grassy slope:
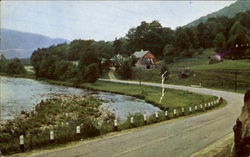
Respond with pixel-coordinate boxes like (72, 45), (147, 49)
(128, 49), (250, 93)
(172, 49), (250, 71)
(83, 80), (216, 110)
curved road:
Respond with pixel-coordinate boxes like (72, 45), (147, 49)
(29, 79), (243, 157)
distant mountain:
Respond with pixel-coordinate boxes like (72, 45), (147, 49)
(0, 29), (69, 58)
(186, 1), (250, 27)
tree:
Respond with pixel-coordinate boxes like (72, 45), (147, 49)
(38, 55), (58, 79)
(214, 33), (226, 51)
(84, 63), (100, 83)
(117, 60), (133, 79)
(6, 58), (26, 75)
(227, 21), (249, 59)
(68, 40), (94, 61)
(174, 27), (191, 52)
(54, 61), (76, 80)
(197, 23), (211, 48)
(0, 55), (7, 73)
(78, 48), (99, 68)
(126, 20), (173, 57)
(228, 21), (248, 47)
(185, 28), (199, 49)
(113, 38), (122, 55)
(163, 44), (175, 57)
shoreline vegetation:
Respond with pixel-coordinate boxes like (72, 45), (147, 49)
(0, 74), (224, 155)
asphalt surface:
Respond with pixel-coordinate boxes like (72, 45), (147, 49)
(29, 79), (244, 157)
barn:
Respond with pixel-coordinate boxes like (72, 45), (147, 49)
(132, 50), (157, 69)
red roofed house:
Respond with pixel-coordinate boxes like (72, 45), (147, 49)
(132, 49), (157, 69)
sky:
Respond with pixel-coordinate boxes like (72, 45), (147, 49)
(1, 1), (235, 41)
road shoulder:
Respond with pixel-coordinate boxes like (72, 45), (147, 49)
(190, 133), (233, 157)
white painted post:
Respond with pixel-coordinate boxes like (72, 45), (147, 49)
(76, 126), (80, 134)
(200, 104), (203, 109)
(20, 135), (24, 145)
(155, 112), (159, 119)
(130, 117), (134, 124)
(143, 114), (147, 122)
(173, 109), (177, 116)
(19, 135), (24, 152)
(114, 119), (118, 127)
(182, 108), (184, 113)
(208, 103), (210, 107)
(114, 119), (118, 131)
(165, 111), (168, 117)
(189, 107), (192, 113)
(205, 104), (207, 108)
(50, 131), (54, 142)
(195, 106), (197, 111)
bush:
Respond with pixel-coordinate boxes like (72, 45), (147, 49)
(6, 58), (26, 75)
(117, 60), (133, 79)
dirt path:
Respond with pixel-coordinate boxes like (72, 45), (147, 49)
(108, 67), (117, 80)
(25, 79), (243, 157)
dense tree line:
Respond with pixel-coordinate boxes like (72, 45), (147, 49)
(31, 10), (250, 82)
(125, 11), (250, 61)
(0, 55), (26, 75)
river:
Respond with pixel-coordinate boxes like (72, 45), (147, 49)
(0, 76), (161, 121)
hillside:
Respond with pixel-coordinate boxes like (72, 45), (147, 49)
(0, 29), (69, 58)
(186, 1), (250, 27)
(127, 49), (250, 93)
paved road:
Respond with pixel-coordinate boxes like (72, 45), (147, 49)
(30, 79), (244, 157)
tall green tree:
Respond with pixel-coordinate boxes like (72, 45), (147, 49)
(117, 60), (133, 79)
(174, 27), (191, 52)
(113, 38), (122, 55)
(84, 63), (100, 83)
(126, 20), (173, 57)
(6, 58), (26, 75)
(214, 33), (226, 51)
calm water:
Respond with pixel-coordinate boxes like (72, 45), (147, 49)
(0, 76), (160, 121)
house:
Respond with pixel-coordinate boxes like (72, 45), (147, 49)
(132, 49), (157, 69)
(110, 54), (125, 67)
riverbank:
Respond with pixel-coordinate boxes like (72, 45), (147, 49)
(41, 79), (217, 111)
(1, 76), (224, 156)
(0, 72), (35, 79)
(0, 94), (115, 155)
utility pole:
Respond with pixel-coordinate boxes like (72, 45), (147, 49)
(139, 67), (142, 87)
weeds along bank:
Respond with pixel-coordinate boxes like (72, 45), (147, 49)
(0, 95), (115, 154)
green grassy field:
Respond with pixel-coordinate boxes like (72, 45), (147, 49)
(128, 49), (250, 93)
(82, 80), (216, 110)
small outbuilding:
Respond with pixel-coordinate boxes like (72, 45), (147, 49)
(209, 54), (222, 64)
(132, 50), (157, 69)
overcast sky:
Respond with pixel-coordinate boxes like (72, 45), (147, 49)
(1, 1), (235, 41)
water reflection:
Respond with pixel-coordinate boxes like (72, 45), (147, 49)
(0, 76), (161, 121)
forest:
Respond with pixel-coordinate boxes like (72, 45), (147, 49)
(28, 10), (250, 82)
